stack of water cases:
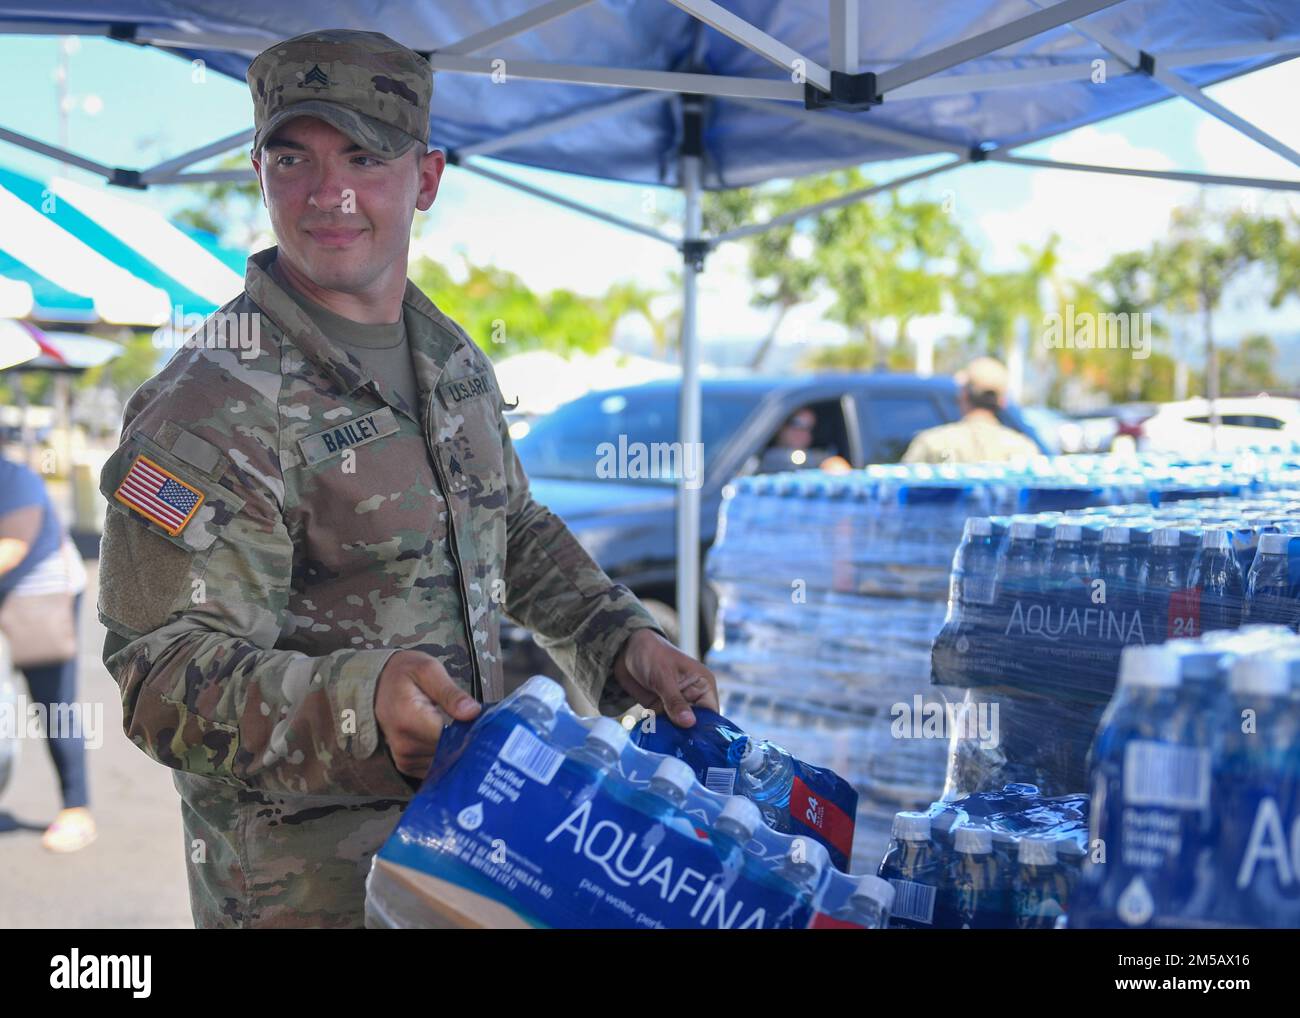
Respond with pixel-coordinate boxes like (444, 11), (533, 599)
(933, 489), (1300, 797)
(708, 453), (1300, 870)
(877, 783), (1089, 929)
(1071, 630), (1300, 928)
(365, 677), (896, 929)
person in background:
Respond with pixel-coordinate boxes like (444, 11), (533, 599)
(0, 443), (94, 851)
(902, 356), (1041, 464)
(758, 406), (850, 474)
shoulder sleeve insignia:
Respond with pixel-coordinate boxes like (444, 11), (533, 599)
(113, 454), (206, 536)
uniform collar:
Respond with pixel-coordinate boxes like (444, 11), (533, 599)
(245, 246), (462, 417)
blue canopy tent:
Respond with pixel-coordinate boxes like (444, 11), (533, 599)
(3, 0), (1299, 655)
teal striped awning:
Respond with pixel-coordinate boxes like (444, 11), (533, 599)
(0, 165), (244, 325)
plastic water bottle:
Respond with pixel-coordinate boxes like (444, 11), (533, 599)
(1246, 532), (1299, 630)
(565, 717), (630, 804)
(878, 811), (941, 928)
(731, 735), (796, 828)
(711, 794), (762, 881)
(996, 518), (1040, 610)
(1012, 836), (1070, 929)
(689, 795), (766, 926)
(1188, 528), (1246, 634)
(1048, 523), (1095, 584)
(775, 837), (830, 908)
(1099, 525), (1135, 586)
(1081, 645), (1207, 927)
(953, 517), (999, 618)
(511, 675), (567, 733)
(1142, 527), (1187, 642)
(569, 717), (628, 769)
(628, 756), (701, 840)
(1214, 652), (1300, 926)
(1099, 524), (1141, 623)
(830, 874), (895, 929)
(938, 825), (1006, 929)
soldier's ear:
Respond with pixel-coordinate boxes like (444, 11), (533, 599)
(415, 148), (445, 212)
(250, 149), (268, 208)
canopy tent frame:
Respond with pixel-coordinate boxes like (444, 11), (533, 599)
(3, 1), (1300, 657)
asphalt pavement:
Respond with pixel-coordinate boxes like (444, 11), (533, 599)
(0, 560), (193, 928)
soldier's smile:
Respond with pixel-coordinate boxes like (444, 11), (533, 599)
(306, 227), (367, 248)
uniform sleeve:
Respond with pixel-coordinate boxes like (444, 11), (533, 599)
(97, 364), (412, 799)
(493, 411), (666, 715)
(900, 429), (934, 464)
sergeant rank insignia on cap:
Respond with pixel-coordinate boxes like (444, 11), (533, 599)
(113, 454), (206, 536)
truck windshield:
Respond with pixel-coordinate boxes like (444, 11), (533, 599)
(515, 386), (760, 483)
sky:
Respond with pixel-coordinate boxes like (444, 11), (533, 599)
(2, 31), (1299, 357)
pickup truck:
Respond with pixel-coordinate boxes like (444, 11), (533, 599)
(503, 372), (1044, 683)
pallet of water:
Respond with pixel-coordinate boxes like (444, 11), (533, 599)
(933, 491), (1300, 797)
(707, 453), (1300, 869)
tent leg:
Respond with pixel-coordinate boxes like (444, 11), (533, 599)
(676, 103), (704, 660)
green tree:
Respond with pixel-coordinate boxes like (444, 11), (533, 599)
(408, 255), (654, 359)
(1153, 197), (1267, 414)
(172, 153), (265, 249)
(1219, 333), (1280, 394)
(698, 181), (826, 369)
(812, 174), (962, 370)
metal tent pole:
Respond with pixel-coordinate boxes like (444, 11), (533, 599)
(676, 96), (705, 659)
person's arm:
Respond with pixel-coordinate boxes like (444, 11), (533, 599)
(98, 376), (413, 799)
(489, 406), (666, 715)
(0, 504), (42, 578)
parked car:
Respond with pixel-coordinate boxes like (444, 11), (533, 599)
(1138, 397), (1300, 454)
(1020, 406), (1085, 455)
(502, 373), (1045, 684)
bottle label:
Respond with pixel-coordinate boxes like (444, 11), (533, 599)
(887, 878), (937, 924)
(1167, 588), (1201, 640)
(704, 767), (736, 796)
(790, 774), (854, 861)
(963, 574), (997, 606)
(1122, 740), (1211, 810)
(498, 726), (564, 785)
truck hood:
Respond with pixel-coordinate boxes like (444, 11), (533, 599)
(526, 476), (678, 522)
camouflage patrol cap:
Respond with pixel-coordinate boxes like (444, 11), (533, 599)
(247, 29), (432, 159)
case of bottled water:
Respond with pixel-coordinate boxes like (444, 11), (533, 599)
(365, 677), (894, 929)
(877, 784), (1088, 929)
(1070, 632), (1300, 928)
(629, 705), (860, 872)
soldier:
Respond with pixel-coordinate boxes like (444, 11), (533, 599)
(97, 29), (718, 929)
(901, 357), (1041, 464)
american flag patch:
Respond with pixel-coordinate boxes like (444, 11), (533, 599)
(113, 454), (205, 536)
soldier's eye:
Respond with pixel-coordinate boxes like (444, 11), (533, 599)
(353, 155), (384, 167)
(275, 154), (301, 167)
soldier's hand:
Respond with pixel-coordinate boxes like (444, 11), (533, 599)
(375, 650), (481, 778)
(613, 629), (719, 729)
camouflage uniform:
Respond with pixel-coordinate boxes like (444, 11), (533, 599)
(901, 416), (1041, 465)
(97, 248), (664, 927)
